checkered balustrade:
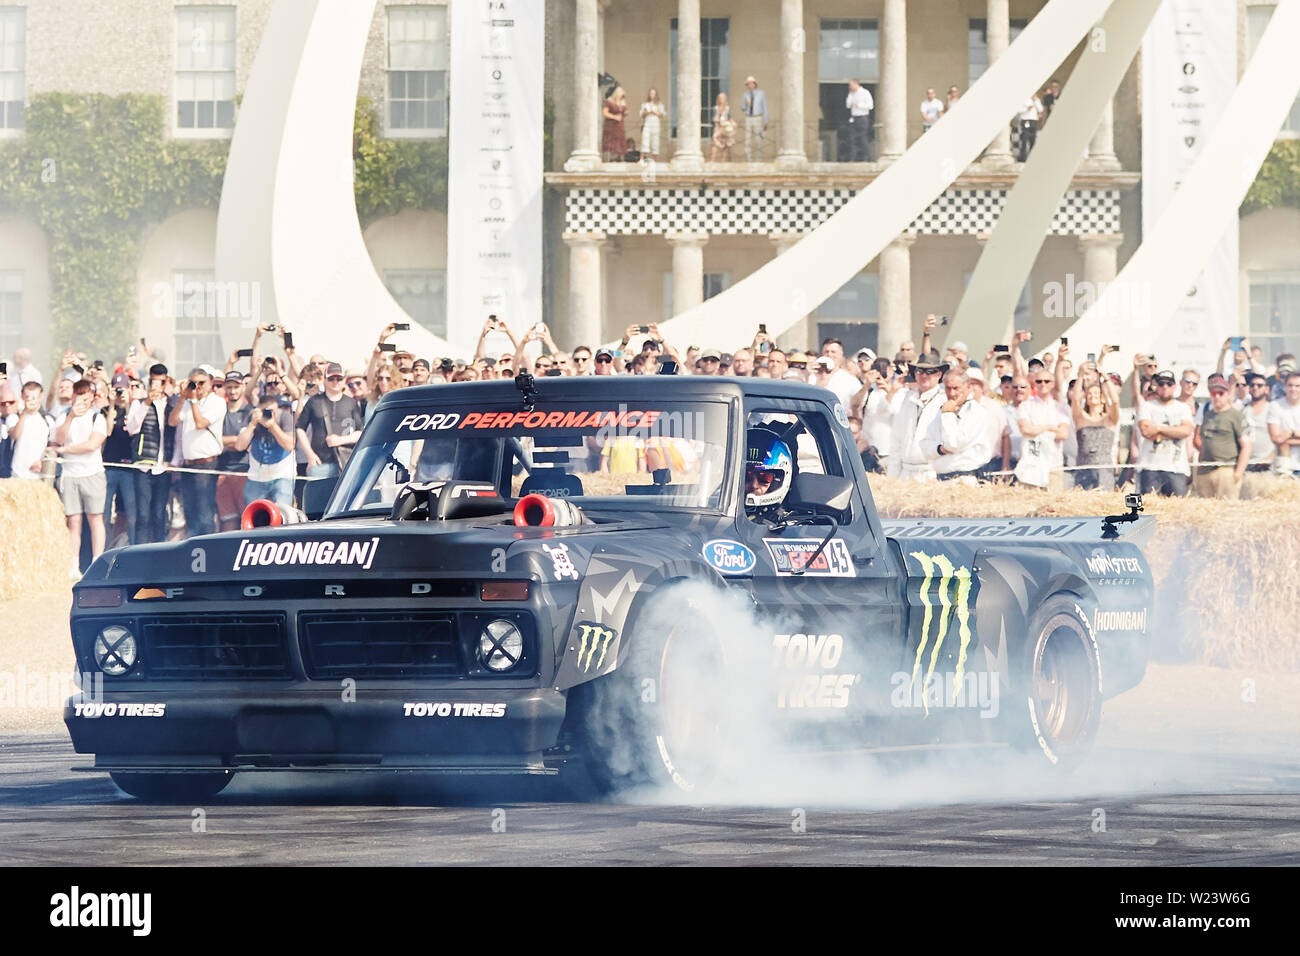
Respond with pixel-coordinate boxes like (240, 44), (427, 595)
(563, 187), (1121, 238)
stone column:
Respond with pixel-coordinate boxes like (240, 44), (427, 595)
(1079, 232), (1123, 286)
(878, 0), (907, 162)
(667, 230), (708, 316)
(671, 0), (704, 171)
(1086, 99), (1121, 170)
(982, 0), (1013, 165)
(564, 231), (606, 348)
(775, 0), (807, 170)
(877, 234), (916, 356)
(564, 0), (601, 171)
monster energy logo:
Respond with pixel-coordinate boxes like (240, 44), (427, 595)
(909, 552), (974, 715)
(574, 622), (618, 673)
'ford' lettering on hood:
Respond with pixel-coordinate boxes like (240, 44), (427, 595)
(232, 538), (380, 572)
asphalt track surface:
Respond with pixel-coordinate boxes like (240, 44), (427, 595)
(3, 732), (1299, 865)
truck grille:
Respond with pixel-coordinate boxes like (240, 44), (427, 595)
(140, 614), (290, 680)
(299, 612), (463, 679)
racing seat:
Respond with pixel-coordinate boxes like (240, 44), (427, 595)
(518, 471), (584, 499)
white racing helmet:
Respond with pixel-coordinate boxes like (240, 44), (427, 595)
(745, 426), (794, 510)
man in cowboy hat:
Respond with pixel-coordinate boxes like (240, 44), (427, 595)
(888, 354), (949, 482)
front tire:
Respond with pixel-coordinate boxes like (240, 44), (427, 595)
(1002, 595), (1103, 770)
(110, 771), (234, 803)
(579, 590), (730, 797)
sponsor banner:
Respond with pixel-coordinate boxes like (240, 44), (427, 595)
(232, 537), (380, 572)
(771, 633), (858, 709)
(883, 520), (1093, 539)
(1085, 551), (1145, 577)
(764, 538), (855, 576)
(446, 0), (544, 352)
(395, 409), (668, 435)
(72, 702), (166, 718)
(1092, 608), (1148, 633)
(906, 550), (977, 715)
(573, 621), (618, 673)
(702, 539), (756, 575)
(1141, 0), (1237, 373)
(403, 702), (507, 718)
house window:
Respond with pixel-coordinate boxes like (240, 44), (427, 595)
(968, 18), (1028, 88)
(662, 272), (730, 321)
(385, 269), (447, 338)
(387, 5), (449, 136)
(173, 271), (224, 369)
(0, 6), (25, 132)
(0, 271), (21, 359)
(818, 19), (878, 161)
(1247, 5), (1299, 136)
(1249, 271), (1300, 359)
(819, 19), (879, 84)
(669, 18), (729, 140)
(176, 5), (236, 133)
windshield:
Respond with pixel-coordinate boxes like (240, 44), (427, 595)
(327, 400), (732, 516)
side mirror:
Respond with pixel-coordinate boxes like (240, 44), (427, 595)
(301, 475), (339, 521)
(789, 472), (853, 513)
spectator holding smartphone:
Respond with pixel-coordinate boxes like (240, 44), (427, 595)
(101, 373), (137, 545)
(125, 366), (175, 543)
(236, 393), (296, 509)
(7, 381), (50, 480)
(216, 371), (253, 530)
(53, 379), (108, 574)
(167, 367), (225, 537)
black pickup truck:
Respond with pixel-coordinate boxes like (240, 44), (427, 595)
(66, 376), (1155, 800)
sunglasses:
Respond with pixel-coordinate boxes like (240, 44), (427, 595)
(347, 380), (365, 388)
(264, 378), (281, 386)
(327, 375), (344, 382)
(0, 400), (14, 406)
(1181, 379), (1199, 386)
(595, 357), (612, 364)
(535, 362), (552, 369)
(573, 355), (591, 362)
(377, 375), (392, 381)
(1034, 379), (1053, 384)
(398, 367), (413, 374)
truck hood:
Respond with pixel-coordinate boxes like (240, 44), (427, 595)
(80, 514), (668, 586)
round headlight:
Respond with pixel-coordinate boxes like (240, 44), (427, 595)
(478, 619), (523, 672)
(94, 625), (138, 676)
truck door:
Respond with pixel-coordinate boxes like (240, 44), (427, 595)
(733, 400), (906, 715)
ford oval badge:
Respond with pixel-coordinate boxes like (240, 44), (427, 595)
(702, 539), (757, 575)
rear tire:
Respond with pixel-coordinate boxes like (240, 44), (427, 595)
(1001, 595), (1103, 770)
(580, 590), (730, 797)
(110, 771), (234, 803)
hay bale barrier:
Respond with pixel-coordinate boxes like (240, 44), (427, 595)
(868, 476), (1300, 671)
(0, 480), (71, 602)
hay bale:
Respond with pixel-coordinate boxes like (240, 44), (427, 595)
(0, 480), (70, 601)
(868, 476), (1300, 671)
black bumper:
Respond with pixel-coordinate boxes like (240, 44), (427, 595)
(64, 686), (568, 771)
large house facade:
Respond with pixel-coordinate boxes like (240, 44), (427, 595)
(0, 0), (1295, 367)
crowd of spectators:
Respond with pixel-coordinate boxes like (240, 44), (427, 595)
(2, 315), (1298, 575)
